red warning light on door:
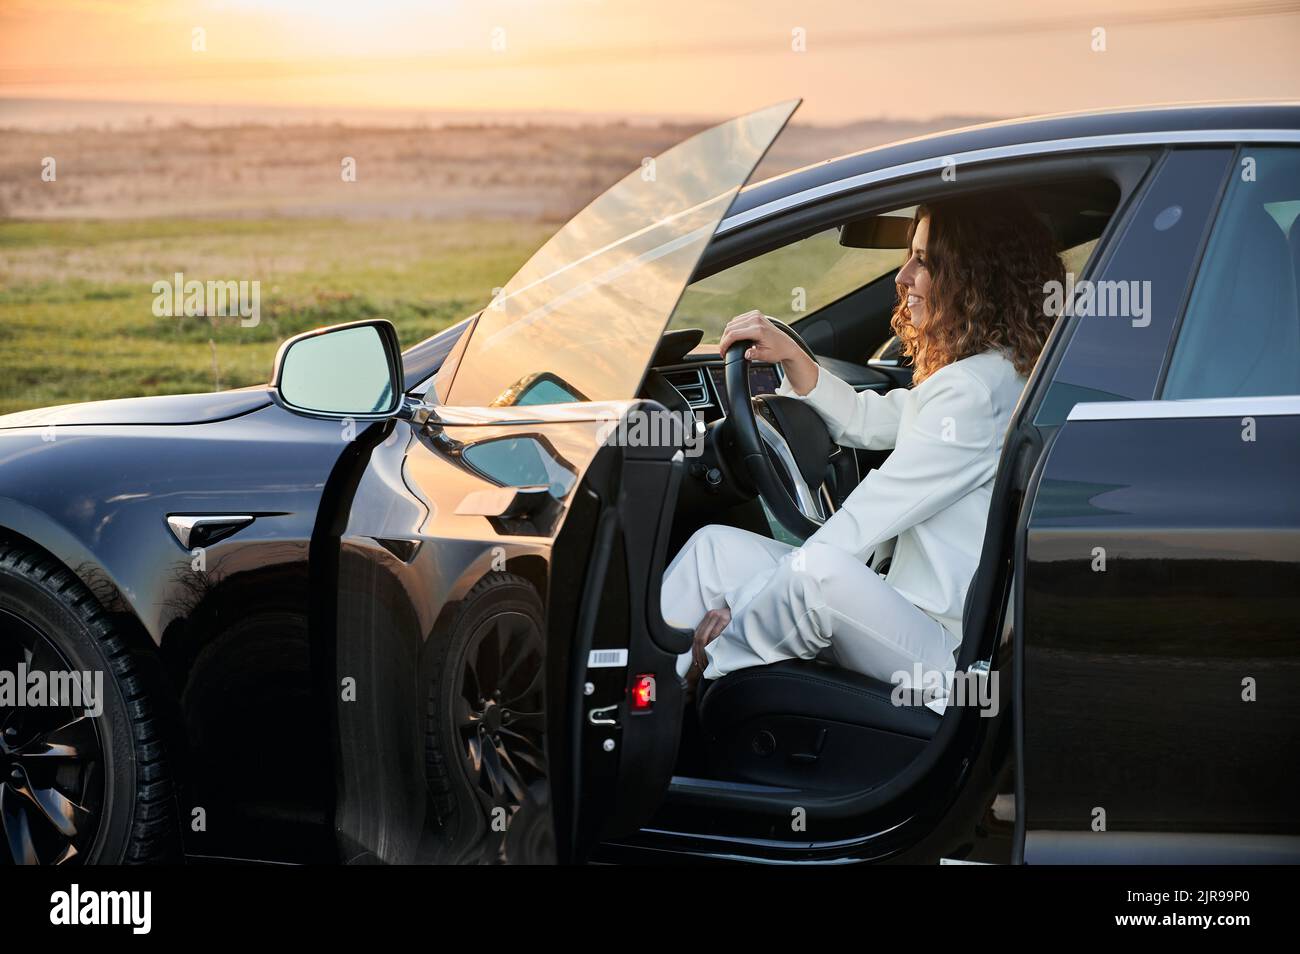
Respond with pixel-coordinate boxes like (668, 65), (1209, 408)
(631, 674), (656, 711)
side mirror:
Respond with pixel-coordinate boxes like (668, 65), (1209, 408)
(272, 319), (404, 419)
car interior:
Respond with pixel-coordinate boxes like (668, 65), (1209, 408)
(634, 175), (1125, 829)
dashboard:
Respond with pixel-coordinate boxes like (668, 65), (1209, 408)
(645, 327), (897, 428)
(658, 361), (784, 425)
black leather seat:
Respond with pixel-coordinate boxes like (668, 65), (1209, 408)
(697, 657), (939, 791)
(696, 526), (995, 791)
(700, 658), (940, 738)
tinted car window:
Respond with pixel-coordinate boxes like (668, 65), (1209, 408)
(1163, 147), (1300, 399)
(1034, 149), (1233, 426)
(441, 102), (796, 408)
(670, 217), (1098, 348)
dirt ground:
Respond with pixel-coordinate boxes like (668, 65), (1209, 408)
(0, 115), (990, 222)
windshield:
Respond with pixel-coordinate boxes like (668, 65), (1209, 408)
(440, 101), (798, 407)
(671, 222), (911, 343)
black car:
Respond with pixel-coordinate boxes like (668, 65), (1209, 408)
(1, 101), (1297, 866)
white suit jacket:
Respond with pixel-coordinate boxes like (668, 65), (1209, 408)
(773, 348), (1027, 642)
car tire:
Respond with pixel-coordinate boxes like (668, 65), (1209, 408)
(0, 543), (181, 865)
(425, 572), (554, 864)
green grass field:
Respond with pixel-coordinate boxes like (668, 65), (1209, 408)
(0, 218), (556, 414)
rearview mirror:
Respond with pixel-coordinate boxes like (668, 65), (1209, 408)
(838, 215), (913, 249)
(272, 319), (404, 419)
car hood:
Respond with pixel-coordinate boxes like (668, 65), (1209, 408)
(0, 387), (273, 429)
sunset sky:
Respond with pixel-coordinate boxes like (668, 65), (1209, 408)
(1, 0), (1298, 123)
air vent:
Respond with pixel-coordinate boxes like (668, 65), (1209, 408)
(662, 368), (712, 409)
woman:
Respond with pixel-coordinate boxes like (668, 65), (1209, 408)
(660, 193), (1065, 712)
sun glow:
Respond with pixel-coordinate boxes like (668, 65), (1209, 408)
(1, 0), (1297, 123)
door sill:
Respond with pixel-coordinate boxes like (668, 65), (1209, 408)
(668, 774), (806, 797)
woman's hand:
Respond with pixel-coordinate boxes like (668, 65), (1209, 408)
(685, 607), (731, 693)
(717, 310), (819, 395)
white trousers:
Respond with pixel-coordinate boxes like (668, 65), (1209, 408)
(660, 525), (962, 714)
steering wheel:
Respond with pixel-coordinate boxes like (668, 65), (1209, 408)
(723, 319), (835, 540)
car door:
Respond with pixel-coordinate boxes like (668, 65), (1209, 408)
(325, 101), (797, 864)
(1017, 143), (1300, 862)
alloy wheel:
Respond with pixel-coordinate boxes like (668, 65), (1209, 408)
(0, 609), (104, 865)
(455, 609), (546, 854)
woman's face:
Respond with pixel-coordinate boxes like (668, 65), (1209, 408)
(896, 214), (932, 328)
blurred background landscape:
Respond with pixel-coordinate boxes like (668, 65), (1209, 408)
(2, 0), (1297, 413)
(0, 104), (981, 413)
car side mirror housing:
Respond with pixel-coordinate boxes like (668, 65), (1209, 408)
(272, 319), (404, 420)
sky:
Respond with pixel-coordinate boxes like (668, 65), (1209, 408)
(0, 0), (1298, 123)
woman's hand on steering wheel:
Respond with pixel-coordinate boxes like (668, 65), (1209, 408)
(718, 310), (829, 540)
(718, 310), (819, 395)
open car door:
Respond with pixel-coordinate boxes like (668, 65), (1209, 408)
(328, 101), (797, 864)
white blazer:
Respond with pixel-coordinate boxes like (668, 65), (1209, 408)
(774, 348), (1027, 642)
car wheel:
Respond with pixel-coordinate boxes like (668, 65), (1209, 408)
(425, 572), (553, 864)
(0, 543), (180, 864)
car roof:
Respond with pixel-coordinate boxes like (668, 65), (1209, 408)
(728, 102), (1300, 222)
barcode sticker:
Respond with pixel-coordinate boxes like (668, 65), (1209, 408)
(587, 648), (628, 669)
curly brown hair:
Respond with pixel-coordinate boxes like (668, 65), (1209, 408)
(891, 192), (1065, 384)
